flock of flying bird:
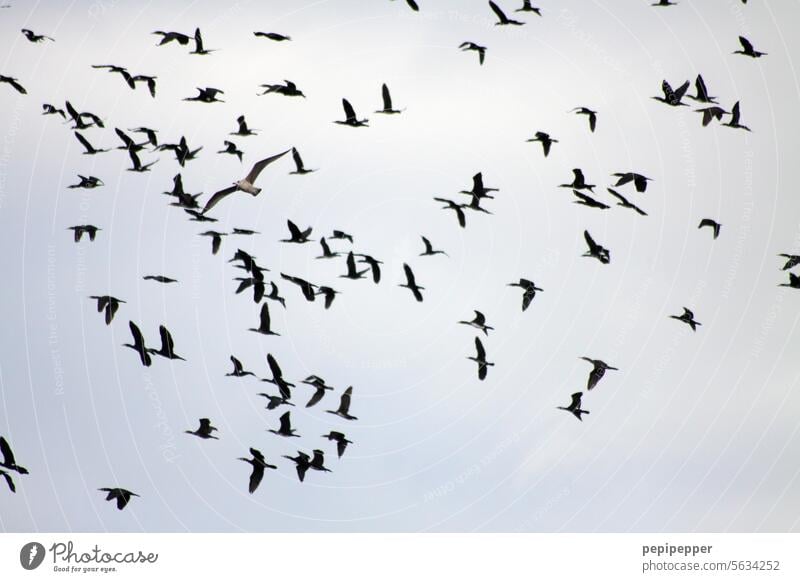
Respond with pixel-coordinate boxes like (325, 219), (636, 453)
(1, 0), (795, 516)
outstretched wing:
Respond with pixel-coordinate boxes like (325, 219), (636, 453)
(342, 98), (357, 122)
(381, 83), (392, 110)
(244, 149), (291, 184)
(202, 185), (238, 214)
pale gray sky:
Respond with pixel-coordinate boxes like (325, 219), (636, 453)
(1, 0), (800, 532)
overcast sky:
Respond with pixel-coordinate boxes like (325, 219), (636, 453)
(1, 0), (800, 532)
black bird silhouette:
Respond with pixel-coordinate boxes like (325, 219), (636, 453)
(420, 236), (448, 257)
(132, 74), (157, 98)
(65, 101), (103, 128)
(779, 273), (800, 289)
(68, 175), (103, 189)
(283, 451), (311, 482)
(235, 277), (265, 303)
(341, 251), (369, 280)
(317, 237), (341, 259)
(508, 278), (543, 311)
(130, 126), (159, 148)
(695, 106), (728, 127)
(127, 148), (157, 172)
(185, 418), (218, 439)
(557, 392), (589, 421)
(258, 392), (295, 411)
(434, 197), (467, 228)
(560, 169), (595, 191)
(583, 230), (610, 264)
(309, 450), (331, 473)
(376, 83), (403, 114)
(202, 149), (290, 214)
(249, 302), (280, 336)
(612, 172), (651, 193)
(232, 227), (259, 236)
(461, 172), (498, 199)
(516, 0), (542, 13)
(0, 436), (28, 474)
(227, 355), (255, 377)
(400, 263), (424, 301)
(238, 448), (276, 493)
(573, 190), (610, 210)
(0, 75), (26, 94)
(266, 282), (287, 308)
(42, 103), (66, 117)
(98, 488), (139, 510)
(191, 27), (215, 55)
(459, 42), (486, 65)
(489, 1), (524, 25)
(357, 254), (383, 284)
(688, 74), (718, 103)
(21, 28), (54, 42)
(327, 386), (358, 420)
(258, 80), (305, 98)
(115, 128), (147, 152)
(670, 307), (701, 331)
(152, 30), (190, 45)
(778, 254), (800, 271)
(303, 375), (335, 407)
(200, 230), (226, 255)
(0, 470), (14, 493)
(734, 35), (766, 58)
(652, 79), (690, 106)
(723, 101), (751, 131)
(150, 325), (185, 360)
(281, 220), (313, 244)
(89, 295), (125, 325)
(330, 230), (354, 243)
(316, 286), (339, 309)
(231, 115), (257, 136)
(290, 147), (315, 174)
(652, 0), (677, 5)
(459, 310), (494, 335)
(91, 64), (135, 89)
(263, 353), (294, 400)
(572, 107), (597, 132)
(68, 225), (101, 242)
(143, 275), (178, 283)
(217, 140), (243, 162)
(607, 188), (647, 216)
(335, 98), (368, 127)
(268, 411), (300, 438)
(581, 357), (618, 391)
(184, 87), (224, 103)
(468, 337), (494, 381)
(280, 273), (317, 302)
(254, 32), (292, 41)
(74, 131), (109, 155)
(698, 218), (721, 239)
(322, 431), (352, 458)
(526, 131), (557, 157)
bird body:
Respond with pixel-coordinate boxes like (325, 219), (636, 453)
(557, 392), (589, 421)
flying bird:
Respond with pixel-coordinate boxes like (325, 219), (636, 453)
(459, 42), (486, 65)
(231, 115), (257, 136)
(357, 254), (383, 284)
(283, 451), (311, 482)
(316, 286), (339, 309)
(249, 302), (280, 336)
(468, 337), (494, 381)
(779, 273), (800, 289)
(68, 175), (103, 189)
(326, 386), (358, 420)
(149, 325), (185, 360)
(290, 147), (315, 174)
(376, 83), (403, 114)
(98, 488), (139, 510)
(263, 353), (294, 400)
(185, 418), (218, 440)
(557, 392), (590, 421)
(303, 376), (335, 407)
(572, 107), (597, 132)
(695, 106), (728, 127)
(607, 188), (647, 216)
(778, 254), (800, 271)
(489, 1), (524, 25)
(89, 295), (125, 325)
(217, 140), (243, 162)
(458, 310), (494, 335)
(322, 431), (352, 458)
(526, 131), (557, 157)
(184, 87), (224, 103)
(68, 225), (101, 242)
(254, 32), (291, 41)
(335, 98), (368, 127)
(420, 236), (448, 257)
(316, 238), (341, 259)
(670, 307), (702, 331)
(698, 218), (721, 239)
(190, 27), (215, 55)
(309, 450), (331, 473)
(132, 74), (157, 98)
(560, 169), (595, 191)
(434, 197), (467, 228)
(508, 278), (543, 311)
(341, 251), (369, 280)
(0, 436), (28, 474)
(152, 30), (190, 45)
(331, 230), (354, 243)
(268, 411), (300, 438)
(734, 35), (766, 58)
(227, 355), (256, 377)
(91, 64), (135, 89)
(582, 230), (610, 264)
(652, 79), (690, 106)
(127, 148), (157, 172)
(143, 275), (178, 284)
(238, 448), (276, 493)
(281, 220), (313, 244)
(688, 74), (717, 103)
(42, 103), (66, 117)
(400, 263), (424, 301)
(280, 273), (317, 302)
(612, 172), (651, 193)
(581, 357), (618, 391)
(723, 101), (751, 131)
(572, 190), (610, 210)
(21, 28), (54, 42)
(0, 75), (27, 94)
(202, 149), (290, 214)
(0, 470), (14, 493)
(258, 80), (305, 97)
(199, 230), (226, 254)
(74, 131), (109, 155)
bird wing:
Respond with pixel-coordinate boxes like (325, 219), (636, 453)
(606, 187), (627, 205)
(489, 0), (509, 23)
(267, 353), (283, 380)
(159, 325), (176, 355)
(342, 98), (357, 122)
(202, 185), (238, 214)
(730, 101), (741, 125)
(8, 78), (27, 94)
(339, 387), (353, 414)
(346, 251), (357, 275)
(381, 83), (392, 110)
(248, 464), (264, 493)
(231, 356), (244, 374)
(129, 321), (146, 349)
(569, 392), (582, 409)
(74, 131), (94, 153)
(521, 288), (535, 311)
(695, 75), (709, 100)
(474, 310), (486, 325)
(0, 437), (16, 466)
(0, 471), (14, 493)
(115, 128), (135, 149)
(407, 0), (420, 9)
(674, 80), (690, 102)
(739, 36), (754, 52)
(244, 149), (290, 184)
(588, 112), (596, 132)
(278, 411), (291, 433)
(287, 220), (301, 239)
(291, 147), (304, 171)
(199, 418), (211, 432)
(475, 337), (487, 359)
(403, 263), (416, 287)
(259, 303), (272, 331)
(306, 388), (325, 408)
(128, 147), (142, 170)
(584, 230), (598, 252)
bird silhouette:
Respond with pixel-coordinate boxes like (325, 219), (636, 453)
(779, 273), (800, 289)
(143, 275), (178, 284)
(254, 32), (292, 41)
(607, 188), (647, 216)
(316, 238), (341, 259)
(376, 83), (403, 114)
(316, 286), (339, 309)
(489, 1), (524, 25)
(152, 30), (190, 46)
(508, 279), (543, 311)
(283, 451), (311, 482)
(434, 197), (467, 228)
(670, 307), (702, 331)
(572, 107), (597, 132)
(420, 236), (448, 257)
(281, 220), (313, 244)
(612, 172), (651, 193)
(516, 0), (542, 14)
(778, 254), (800, 271)
(400, 263), (424, 301)
(459, 42), (486, 65)
(560, 169), (595, 191)
(583, 230), (611, 264)
(695, 106), (728, 127)
(200, 230), (227, 255)
(281, 273), (317, 302)
(263, 353), (294, 400)
(42, 103), (66, 118)
(723, 101), (751, 131)
(0, 75), (27, 94)
(0, 470), (15, 493)
(217, 140), (243, 162)
(290, 147), (315, 174)
(356, 254), (383, 284)
(227, 355), (255, 377)
(734, 35), (766, 58)
(238, 448), (276, 493)
(309, 449), (332, 473)
(326, 387), (358, 420)
(341, 252), (369, 280)
(190, 27), (215, 55)
(468, 337), (494, 381)
(127, 148), (157, 172)
(269, 411), (300, 438)
(68, 175), (103, 189)
(184, 87), (224, 103)
(652, 79), (690, 106)
(557, 392), (589, 421)
(581, 357), (618, 391)
(202, 149), (290, 214)
(149, 325), (185, 360)
(698, 218), (721, 239)
(573, 190), (610, 209)
(258, 80), (305, 97)
(0, 436), (28, 475)
(89, 295), (125, 325)
(21, 28), (54, 42)
(688, 74), (717, 103)
(249, 302), (280, 336)
(331, 230), (354, 243)
(303, 376), (335, 407)
(68, 225), (101, 242)
(74, 131), (109, 155)
(231, 115), (257, 136)
(98, 488), (139, 510)
(335, 98), (369, 127)
(459, 310), (494, 336)
(322, 431), (353, 458)
(526, 131), (557, 157)
(185, 418), (218, 439)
